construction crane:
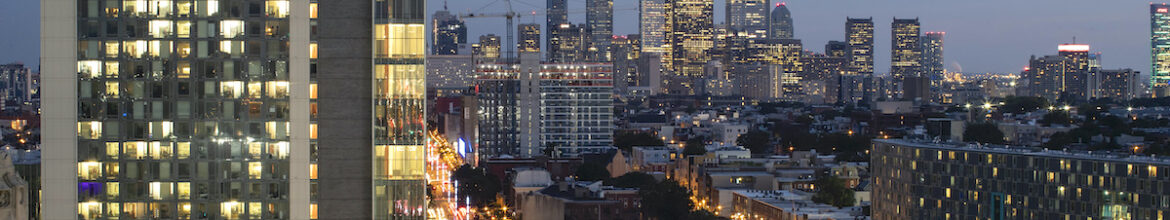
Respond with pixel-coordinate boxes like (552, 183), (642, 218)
(459, 0), (519, 61)
(459, 0), (638, 60)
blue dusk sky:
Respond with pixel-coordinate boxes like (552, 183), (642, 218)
(0, 0), (1155, 75)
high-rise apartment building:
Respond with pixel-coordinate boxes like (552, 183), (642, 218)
(668, 0), (715, 95)
(518, 23), (542, 53)
(1022, 55), (1069, 101)
(1089, 68), (1141, 101)
(769, 3), (793, 39)
(427, 54), (476, 96)
(1151, 3), (1170, 96)
(475, 53), (614, 159)
(727, 0), (769, 38)
(922, 32), (944, 82)
(872, 139), (1170, 219)
(432, 10), (467, 55)
(587, 0), (614, 61)
(1058, 44), (1090, 101)
(613, 35), (642, 96)
(43, 0), (427, 219)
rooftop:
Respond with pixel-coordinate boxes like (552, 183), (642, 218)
(876, 139), (1170, 166)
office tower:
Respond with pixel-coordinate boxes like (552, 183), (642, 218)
(427, 54), (476, 96)
(769, 2), (794, 39)
(548, 0), (569, 54)
(804, 53), (846, 104)
(825, 41), (848, 58)
(732, 64), (782, 100)
(1058, 44), (1090, 101)
(636, 53), (665, 96)
(845, 18), (874, 104)
(891, 18), (922, 80)
(476, 35), (502, 63)
(846, 18), (874, 76)
(475, 53), (614, 158)
(922, 32), (944, 83)
(727, 0), (769, 37)
(872, 139), (1170, 219)
(518, 23), (542, 53)
(669, 0), (715, 95)
(1089, 68), (1141, 100)
(44, 0), (427, 219)
(613, 35), (642, 96)
(549, 23), (589, 62)
(704, 61), (734, 96)
(0, 63), (32, 110)
(587, 0), (614, 61)
(432, 10), (468, 55)
(639, 0), (669, 67)
(1152, 3), (1170, 96)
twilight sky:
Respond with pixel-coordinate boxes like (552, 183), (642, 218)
(0, 0), (1154, 74)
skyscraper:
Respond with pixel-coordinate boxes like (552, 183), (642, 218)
(1058, 44), (1090, 101)
(845, 18), (874, 103)
(519, 23), (542, 53)
(548, 0), (569, 56)
(639, 0), (669, 58)
(587, 0), (614, 61)
(727, 0), (769, 38)
(44, 0), (428, 219)
(891, 18), (922, 80)
(669, 0), (715, 95)
(432, 10), (468, 55)
(549, 23), (589, 62)
(769, 3), (794, 39)
(846, 18), (874, 76)
(1151, 3), (1170, 96)
(922, 32), (944, 84)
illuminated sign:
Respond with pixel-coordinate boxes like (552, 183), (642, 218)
(1057, 44), (1090, 52)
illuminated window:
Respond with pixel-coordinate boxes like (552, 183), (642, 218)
(221, 20), (244, 38)
(149, 121), (174, 139)
(149, 182), (172, 199)
(177, 21), (191, 38)
(178, 182), (190, 199)
(78, 161), (102, 180)
(248, 82), (262, 99)
(78, 121), (102, 139)
(221, 81), (243, 98)
(105, 142), (119, 159)
(266, 0), (289, 18)
(78, 202), (102, 220)
(149, 20), (173, 38)
(248, 202), (262, 219)
(149, 40), (171, 57)
(310, 123), (317, 139)
(124, 0), (147, 16)
(249, 162), (263, 179)
(148, 0), (173, 17)
(78, 61), (102, 78)
(179, 203), (192, 219)
(310, 43), (318, 59)
(266, 81), (289, 98)
(309, 3), (318, 18)
(200, 0), (218, 16)
(124, 141), (148, 159)
(311, 203), (318, 219)
(178, 62), (191, 78)
(221, 201), (244, 219)
(310, 163), (318, 180)
(177, 142), (190, 159)
(124, 40), (147, 58)
(176, 1), (191, 17)
(104, 61), (119, 78)
(105, 41), (120, 57)
(309, 83), (317, 99)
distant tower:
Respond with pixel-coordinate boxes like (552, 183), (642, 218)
(587, 0), (614, 61)
(922, 32), (945, 81)
(518, 23), (541, 53)
(1152, 3), (1170, 96)
(727, 0), (769, 37)
(476, 35), (502, 63)
(668, 0), (715, 95)
(770, 2), (794, 39)
(547, 0), (569, 55)
(845, 17), (874, 103)
(890, 18), (922, 80)
(432, 10), (467, 55)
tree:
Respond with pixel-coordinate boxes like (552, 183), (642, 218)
(1039, 111), (1073, 126)
(574, 161), (611, 181)
(543, 142), (558, 157)
(811, 176), (856, 208)
(1000, 96), (1049, 114)
(736, 131), (772, 154)
(963, 123), (1004, 144)
(639, 180), (695, 220)
(614, 131), (666, 152)
(452, 165), (502, 207)
(604, 172), (658, 188)
(683, 136), (708, 156)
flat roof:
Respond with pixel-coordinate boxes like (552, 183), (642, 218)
(875, 139), (1170, 166)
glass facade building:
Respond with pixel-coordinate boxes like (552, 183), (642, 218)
(1151, 3), (1170, 94)
(45, 0), (425, 218)
(872, 139), (1170, 219)
(668, 0), (713, 95)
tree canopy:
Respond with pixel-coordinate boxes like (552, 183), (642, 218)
(999, 96), (1050, 114)
(736, 131), (772, 154)
(963, 123), (1004, 144)
(614, 131), (666, 152)
(811, 176), (856, 208)
(452, 165), (502, 207)
(683, 136), (709, 156)
(604, 172), (658, 189)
